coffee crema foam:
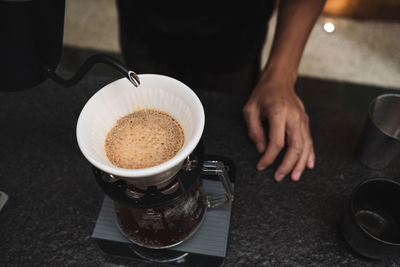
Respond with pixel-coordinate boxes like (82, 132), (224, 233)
(105, 109), (184, 169)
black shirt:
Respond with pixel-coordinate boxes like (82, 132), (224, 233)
(117, 1), (276, 73)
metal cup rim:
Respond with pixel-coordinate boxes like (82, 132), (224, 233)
(350, 177), (400, 246)
(368, 93), (400, 141)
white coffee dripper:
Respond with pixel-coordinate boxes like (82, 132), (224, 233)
(76, 74), (205, 189)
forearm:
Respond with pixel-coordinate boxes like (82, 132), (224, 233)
(265, 0), (326, 84)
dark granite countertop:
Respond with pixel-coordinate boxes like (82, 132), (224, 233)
(1, 72), (399, 266)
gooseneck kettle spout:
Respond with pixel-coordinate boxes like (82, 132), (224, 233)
(46, 54), (140, 88)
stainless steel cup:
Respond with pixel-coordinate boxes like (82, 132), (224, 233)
(340, 178), (400, 260)
(356, 94), (400, 169)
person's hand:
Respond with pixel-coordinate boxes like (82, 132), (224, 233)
(243, 70), (315, 182)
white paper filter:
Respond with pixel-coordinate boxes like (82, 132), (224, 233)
(76, 74), (205, 182)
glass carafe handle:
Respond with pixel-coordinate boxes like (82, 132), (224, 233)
(201, 161), (234, 208)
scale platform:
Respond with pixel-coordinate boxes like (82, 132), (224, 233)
(92, 156), (235, 266)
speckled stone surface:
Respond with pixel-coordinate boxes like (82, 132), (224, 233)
(0, 75), (399, 266)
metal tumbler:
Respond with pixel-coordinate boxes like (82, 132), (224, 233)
(356, 94), (400, 169)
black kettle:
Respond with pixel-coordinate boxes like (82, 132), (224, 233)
(0, 0), (139, 91)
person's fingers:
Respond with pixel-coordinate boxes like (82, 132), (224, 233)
(303, 114), (315, 170)
(243, 105), (267, 153)
(291, 119), (313, 181)
(307, 147), (315, 169)
(256, 106), (286, 171)
(274, 120), (304, 182)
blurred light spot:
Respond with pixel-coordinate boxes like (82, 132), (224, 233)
(324, 22), (335, 33)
